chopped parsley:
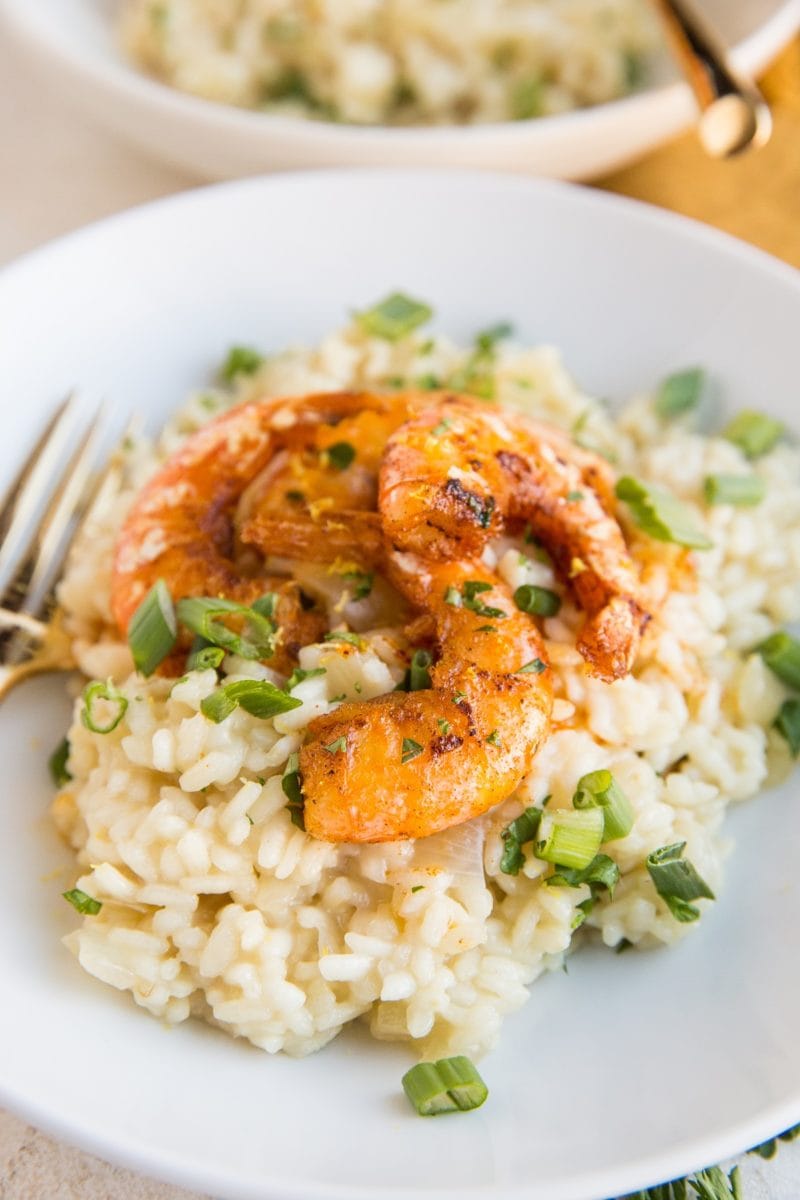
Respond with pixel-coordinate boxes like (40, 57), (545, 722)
(323, 737), (347, 755)
(517, 658), (546, 675)
(445, 580), (505, 619)
(401, 738), (424, 764)
(325, 441), (356, 471)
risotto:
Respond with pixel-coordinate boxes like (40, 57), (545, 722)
(53, 298), (800, 1068)
(121, 0), (658, 125)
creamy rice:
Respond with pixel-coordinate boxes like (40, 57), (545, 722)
(53, 307), (800, 1060)
(121, 0), (658, 125)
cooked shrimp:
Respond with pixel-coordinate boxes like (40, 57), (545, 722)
(301, 557), (552, 843)
(379, 395), (650, 681)
(111, 391), (413, 670)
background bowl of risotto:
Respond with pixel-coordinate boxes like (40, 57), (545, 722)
(0, 170), (799, 1199)
(0, 0), (797, 179)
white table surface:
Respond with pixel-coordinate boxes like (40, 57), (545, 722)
(1, 30), (799, 1200)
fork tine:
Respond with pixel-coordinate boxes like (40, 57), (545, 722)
(0, 393), (82, 592)
(20, 403), (108, 620)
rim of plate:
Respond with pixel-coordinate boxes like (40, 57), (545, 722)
(2, 169), (800, 1200)
(0, 0), (798, 148)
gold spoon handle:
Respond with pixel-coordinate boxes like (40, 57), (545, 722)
(650, 0), (773, 157)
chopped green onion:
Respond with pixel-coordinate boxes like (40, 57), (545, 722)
(416, 373), (441, 391)
(475, 624), (496, 634)
(535, 808), (604, 871)
(176, 596), (276, 660)
(220, 345), (263, 382)
(517, 658), (547, 675)
(646, 842), (715, 923)
(431, 417), (452, 436)
(444, 585), (462, 607)
(500, 806), (543, 875)
(251, 593), (278, 619)
(723, 410), (784, 458)
(655, 367), (705, 418)
(615, 476), (713, 550)
(402, 1056), (488, 1116)
(401, 738), (424, 764)
(474, 322), (513, 353)
(281, 752), (305, 828)
(437, 719), (451, 735)
(409, 649), (433, 691)
(703, 473), (765, 507)
(756, 631), (800, 690)
(565, 490), (584, 502)
(201, 680), (302, 724)
(127, 579), (177, 676)
(326, 442), (356, 471)
(356, 292), (433, 341)
(81, 681), (128, 734)
(547, 853), (620, 897)
(572, 769), (634, 842)
(691, 1166), (743, 1200)
(775, 698), (800, 756)
(323, 736), (347, 755)
(49, 737), (71, 787)
(285, 666), (326, 691)
(446, 580), (506, 620)
(63, 888), (102, 916)
(511, 76), (544, 120)
(513, 584), (561, 618)
(485, 729), (501, 746)
(341, 569), (373, 600)
(187, 644), (225, 672)
(411, 884), (425, 894)
(323, 631), (364, 648)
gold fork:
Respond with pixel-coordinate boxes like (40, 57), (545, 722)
(0, 395), (118, 700)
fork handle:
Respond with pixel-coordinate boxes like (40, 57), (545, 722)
(651, 0), (772, 157)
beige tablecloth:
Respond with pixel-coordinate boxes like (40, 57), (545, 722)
(1, 30), (799, 1200)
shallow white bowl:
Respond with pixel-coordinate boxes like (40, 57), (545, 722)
(0, 171), (799, 1200)
(0, 0), (798, 180)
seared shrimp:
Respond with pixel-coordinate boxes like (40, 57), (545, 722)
(379, 396), (650, 681)
(301, 557), (552, 843)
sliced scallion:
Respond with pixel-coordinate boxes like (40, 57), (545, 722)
(326, 442), (356, 471)
(401, 738), (424, 764)
(409, 649), (433, 691)
(201, 680), (302, 724)
(356, 292), (433, 341)
(128, 579), (177, 676)
(63, 888), (102, 916)
(723, 410), (784, 458)
(176, 596), (276, 660)
(281, 752), (305, 828)
(342, 569), (373, 600)
(285, 666), (326, 691)
(500, 805), (543, 875)
(547, 853), (620, 897)
(187, 644), (225, 672)
(646, 842), (715, 923)
(572, 769), (634, 842)
(757, 631), (800, 690)
(615, 476), (713, 550)
(474, 322), (513, 353)
(49, 737), (72, 787)
(775, 698), (800, 757)
(324, 736), (347, 755)
(516, 658), (547, 675)
(323, 631), (364, 648)
(81, 681), (128, 735)
(535, 808), (604, 871)
(703, 474), (765, 507)
(513, 584), (561, 618)
(401, 1056), (488, 1116)
(655, 367), (704, 418)
(220, 345), (263, 382)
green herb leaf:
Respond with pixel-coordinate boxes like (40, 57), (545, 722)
(402, 1056), (488, 1116)
(513, 584), (561, 618)
(128, 579), (177, 676)
(201, 680), (302, 724)
(446, 580), (506, 620)
(63, 888), (102, 916)
(285, 666), (327, 691)
(757, 631), (800, 690)
(615, 476), (713, 550)
(775, 698), (800, 756)
(499, 806), (543, 875)
(326, 441), (356, 471)
(723, 409), (784, 458)
(646, 842), (715, 923)
(49, 737), (72, 787)
(401, 738), (424, 764)
(572, 769), (634, 842)
(81, 681), (128, 735)
(517, 658), (547, 675)
(356, 292), (433, 341)
(281, 751), (305, 828)
(220, 345), (263, 382)
(655, 367), (705, 418)
(703, 473), (765, 507)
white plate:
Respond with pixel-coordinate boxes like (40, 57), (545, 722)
(0, 171), (799, 1200)
(0, 0), (798, 181)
